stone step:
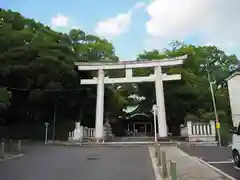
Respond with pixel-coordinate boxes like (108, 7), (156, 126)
(179, 141), (218, 146)
(114, 136), (155, 142)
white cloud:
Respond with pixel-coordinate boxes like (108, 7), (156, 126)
(95, 2), (145, 38)
(50, 15), (83, 33)
(146, 0), (240, 54)
(51, 14), (69, 27)
(95, 13), (131, 37)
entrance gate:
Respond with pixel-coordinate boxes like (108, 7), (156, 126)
(75, 55), (186, 142)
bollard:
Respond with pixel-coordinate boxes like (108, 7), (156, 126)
(9, 139), (12, 152)
(17, 140), (21, 153)
(155, 144), (158, 157)
(177, 142), (180, 148)
(161, 151), (168, 178)
(0, 142), (4, 159)
(157, 145), (161, 166)
(169, 160), (177, 180)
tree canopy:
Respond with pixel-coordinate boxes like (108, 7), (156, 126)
(0, 8), (125, 139)
(135, 42), (237, 134)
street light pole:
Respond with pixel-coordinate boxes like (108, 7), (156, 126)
(52, 101), (57, 143)
(45, 122), (49, 145)
(206, 69), (221, 146)
(153, 105), (158, 143)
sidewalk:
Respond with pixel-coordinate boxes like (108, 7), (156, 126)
(152, 146), (228, 180)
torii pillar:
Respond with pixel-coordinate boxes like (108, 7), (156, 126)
(155, 66), (167, 137)
(95, 69), (105, 141)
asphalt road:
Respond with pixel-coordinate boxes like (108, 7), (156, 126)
(180, 144), (240, 180)
(0, 145), (156, 180)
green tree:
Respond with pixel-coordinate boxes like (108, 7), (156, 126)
(135, 42), (237, 135)
(0, 8), (125, 139)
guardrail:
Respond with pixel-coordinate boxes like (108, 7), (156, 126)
(154, 144), (178, 180)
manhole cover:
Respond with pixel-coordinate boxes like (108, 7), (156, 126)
(87, 155), (100, 160)
(87, 157), (100, 160)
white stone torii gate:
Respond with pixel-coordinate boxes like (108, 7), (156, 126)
(75, 55), (186, 142)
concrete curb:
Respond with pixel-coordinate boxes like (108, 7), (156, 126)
(47, 141), (179, 147)
(148, 147), (162, 180)
(178, 141), (218, 147)
(0, 154), (24, 162)
(47, 142), (156, 147)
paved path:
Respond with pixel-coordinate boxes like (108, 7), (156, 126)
(160, 146), (228, 180)
(0, 145), (156, 180)
(180, 144), (240, 180)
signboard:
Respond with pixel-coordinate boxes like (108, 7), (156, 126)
(216, 122), (220, 129)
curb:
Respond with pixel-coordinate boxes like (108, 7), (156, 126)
(47, 141), (179, 147)
(148, 147), (162, 180)
(0, 154), (24, 162)
(48, 142), (156, 147)
(178, 141), (218, 147)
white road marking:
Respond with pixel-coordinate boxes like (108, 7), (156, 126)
(207, 160), (234, 164)
(148, 147), (162, 180)
(0, 154), (24, 162)
(193, 156), (237, 180)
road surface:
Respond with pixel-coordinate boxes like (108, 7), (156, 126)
(0, 145), (156, 180)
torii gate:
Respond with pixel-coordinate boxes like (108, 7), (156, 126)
(75, 55), (186, 142)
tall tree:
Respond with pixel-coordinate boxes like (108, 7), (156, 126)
(0, 8), (125, 139)
(135, 43), (238, 135)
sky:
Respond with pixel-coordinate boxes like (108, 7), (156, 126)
(1, 0), (240, 60)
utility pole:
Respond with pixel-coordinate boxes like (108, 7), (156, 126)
(52, 101), (57, 143)
(206, 68), (221, 146)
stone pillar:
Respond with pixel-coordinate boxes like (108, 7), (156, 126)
(187, 121), (192, 137)
(95, 69), (105, 141)
(73, 122), (83, 141)
(154, 66), (168, 137)
(210, 120), (216, 136)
